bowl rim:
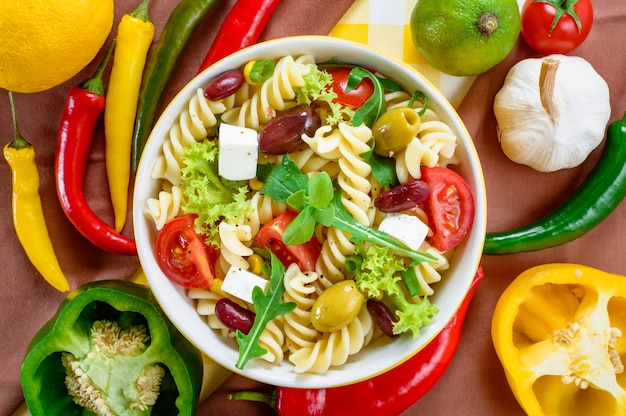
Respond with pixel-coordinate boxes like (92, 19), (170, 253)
(133, 34), (487, 389)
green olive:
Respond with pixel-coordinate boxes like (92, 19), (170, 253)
(310, 280), (365, 332)
(372, 107), (421, 157)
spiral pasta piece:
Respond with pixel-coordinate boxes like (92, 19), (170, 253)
(412, 242), (450, 297)
(288, 306), (373, 374)
(302, 125), (344, 161)
(187, 288), (233, 338)
(289, 147), (340, 178)
(221, 55), (314, 129)
(151, 88), (229, 186)
(384, 90), (426, 111)
(258, 317), (287, 364)
(282, 264), (320, 354)
(217, 221), (254, 273)
(395, 114), (458, 182)
(243, 192), (287, 238)
(314, 226), (355, 285)
(143, 183), (182, 230)
(336, 123), (374, 226)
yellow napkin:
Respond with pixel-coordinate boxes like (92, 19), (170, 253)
(329, 0), (477, 108)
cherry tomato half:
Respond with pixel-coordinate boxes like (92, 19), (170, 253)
(256, 210), (321, 272)
(521, 0), (593, 54)
(325, 66), (374, 109)
(156, 214), (218, 289)
(420, 167), (475, 252)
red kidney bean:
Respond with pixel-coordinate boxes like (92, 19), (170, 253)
(374, 180), (430, 213)
(366, 299), (398, 337)
(204, 69), (245, 101)
(215, 298), (256, 334)
(259, 105), (321, 154)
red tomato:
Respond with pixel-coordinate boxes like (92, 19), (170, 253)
(325, 66), (374, 109)
(257, 210), (321, 272)
(156, 214), (217, 289)
(420, 167), (475, 252)
(521, 0), (593, 54)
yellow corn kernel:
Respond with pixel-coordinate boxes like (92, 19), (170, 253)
(247, 254), (264, 275)
(249, 177), (264, 191)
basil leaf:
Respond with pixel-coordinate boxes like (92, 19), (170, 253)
(308, 171), (334, 209)
(313, 204), (335, 227)
(287, 189), (307, 210)
(282, 206), (317, 246)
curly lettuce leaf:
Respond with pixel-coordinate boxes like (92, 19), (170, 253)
(352, 243), (439, 338)
(180, 139), (252, 245)
(295, 64), (354, 126)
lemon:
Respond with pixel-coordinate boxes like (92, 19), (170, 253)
(0, 0), (114, 93)
(410, 0), (520, 77)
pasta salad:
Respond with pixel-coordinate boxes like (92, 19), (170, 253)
(143, 54), (475, 374)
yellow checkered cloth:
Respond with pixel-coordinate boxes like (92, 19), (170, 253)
(329, 0), (475, 108)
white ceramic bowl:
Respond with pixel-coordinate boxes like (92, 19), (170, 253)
(134, 35), (486, 389)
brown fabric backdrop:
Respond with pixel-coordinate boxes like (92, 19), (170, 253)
(1, 0), (625, 415)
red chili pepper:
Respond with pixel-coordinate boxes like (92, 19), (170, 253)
(197, 0), (282, 73)
(55, 42), (137, 256)
(230, 266), (484, 415)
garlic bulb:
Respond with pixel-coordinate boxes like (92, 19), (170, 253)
(494, 54), (611, 172)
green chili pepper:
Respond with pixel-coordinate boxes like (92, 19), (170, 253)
(20, 280), (203, 416)
(483, 111), (626, 255)
(131, 0), (224, 172)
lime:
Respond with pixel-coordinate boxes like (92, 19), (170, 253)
(410, 0), (520, 76)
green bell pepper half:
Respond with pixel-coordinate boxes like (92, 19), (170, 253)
(20, 279), (203, 416)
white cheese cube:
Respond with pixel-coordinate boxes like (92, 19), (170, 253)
(221, 265), (269, 304)
(218, 123), (258, 180)
(378, 213), (429, 251)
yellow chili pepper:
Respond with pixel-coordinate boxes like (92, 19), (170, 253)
(4, 92), (70, 293)
(104, 0), (154, 232)
(492, 263), (626, 416)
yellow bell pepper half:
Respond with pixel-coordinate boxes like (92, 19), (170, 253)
(492, 263), (626, 416)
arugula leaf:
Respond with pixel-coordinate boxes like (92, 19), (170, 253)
(235, 254), (296, 369)
(347, 67), (386, 128)
(407, 90), (429, 116)
(331, 192), (436, 268)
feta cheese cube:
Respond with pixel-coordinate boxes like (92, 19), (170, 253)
(221, 265), (269, 304)
(378, 213), (429, 251)
(218, 123), (258, 180)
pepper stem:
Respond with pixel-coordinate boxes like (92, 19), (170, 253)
(130, 0), (152, 22)
(539, 58), (560, 122)
(7, 92), (31, 150)
(79, 39), (116, 96)
(228, 390), (277, 410)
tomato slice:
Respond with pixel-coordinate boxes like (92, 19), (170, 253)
(325, 66), (374, 109)
(156, 214), (217, 289)
(256, 210), (321, 272)
(420, 167), (475, 252)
